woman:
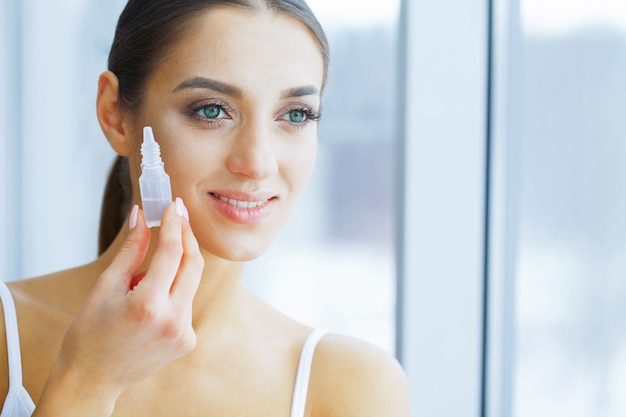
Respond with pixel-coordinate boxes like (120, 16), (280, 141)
(0, 1), (410, 416)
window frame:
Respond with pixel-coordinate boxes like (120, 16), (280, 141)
(396, 0), (493, 415)
(484, 0), (521, 416)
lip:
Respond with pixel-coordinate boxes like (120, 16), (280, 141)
(209, 190), (277, 224)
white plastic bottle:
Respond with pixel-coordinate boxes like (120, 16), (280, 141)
(139, 126), (172, 227)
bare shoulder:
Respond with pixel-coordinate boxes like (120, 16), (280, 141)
(1, 268), (95, 402)
(310, 333), (411, 417)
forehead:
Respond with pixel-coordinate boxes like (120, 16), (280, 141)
(153, 6), (325, 96)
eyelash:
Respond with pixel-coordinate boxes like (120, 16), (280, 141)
(186, 100), (321, 129)
(187, 100), (233, 127)
(281, 105), (322, 129)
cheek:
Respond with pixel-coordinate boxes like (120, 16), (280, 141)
(283, 139), (317, 191)
(161, 141), (212, 192)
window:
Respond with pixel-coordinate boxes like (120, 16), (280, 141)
(491, 1), (626, 415)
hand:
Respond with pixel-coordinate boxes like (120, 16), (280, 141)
(34, 197), (204, 416)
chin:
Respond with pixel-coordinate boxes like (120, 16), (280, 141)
(199, 234), (276, 263)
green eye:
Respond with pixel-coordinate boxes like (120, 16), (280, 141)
(203, 104), (222, 119)
(288, 110), (306, 123)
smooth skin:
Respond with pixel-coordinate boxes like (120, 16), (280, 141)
(0, 6), (410, 417)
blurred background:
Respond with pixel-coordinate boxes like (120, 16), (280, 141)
(504, 1), (626, 416)
(1, 0), (625, 416)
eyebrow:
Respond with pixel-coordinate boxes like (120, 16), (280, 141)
(173, 76), (319, 99)
(173, 77), (242, 97)
(280, 85), (320, 99)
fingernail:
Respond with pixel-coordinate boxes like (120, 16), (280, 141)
(129, 205), (139, 230)
(175, 197), (189, 221)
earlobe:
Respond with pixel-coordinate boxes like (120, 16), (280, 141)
(96, 70), (133, 156)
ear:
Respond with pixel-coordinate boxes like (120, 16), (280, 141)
(96, 71), (134, 156)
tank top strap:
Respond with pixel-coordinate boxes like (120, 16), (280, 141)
(0, 281), (25, 391)
(0, 281), (35, 417)
(290, 329), (327, 417)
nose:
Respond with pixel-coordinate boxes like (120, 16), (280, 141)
(226, 119), (279, 180)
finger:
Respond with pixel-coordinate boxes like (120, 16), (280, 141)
(171, 205), (204, 302)
(141, 200), (185, 292)
(99, 205), (151, 292)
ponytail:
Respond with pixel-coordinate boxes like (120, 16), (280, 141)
(98, 156), (132, 255)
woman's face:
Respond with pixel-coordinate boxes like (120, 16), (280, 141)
(131, 7), (324, 261)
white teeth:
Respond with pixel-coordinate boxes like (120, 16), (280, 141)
(218, 195), (268, 209)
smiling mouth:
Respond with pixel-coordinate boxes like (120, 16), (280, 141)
(210, 192), (271, 209)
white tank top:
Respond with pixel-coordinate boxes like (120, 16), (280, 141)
(0, 282), (35, 417)
(0, 281), (325, 417)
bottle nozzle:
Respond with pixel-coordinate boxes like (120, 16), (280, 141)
(141, 126), (162, 167)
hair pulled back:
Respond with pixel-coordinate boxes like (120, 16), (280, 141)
(98, 0), (329, 255)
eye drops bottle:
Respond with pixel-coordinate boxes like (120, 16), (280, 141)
(139, 126), (172, 228)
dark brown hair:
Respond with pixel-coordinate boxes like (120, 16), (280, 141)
(98, 0), (329, 255)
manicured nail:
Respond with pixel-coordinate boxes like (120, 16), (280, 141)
(129, 205), (139, 230)
(175, 197), (189, 221)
